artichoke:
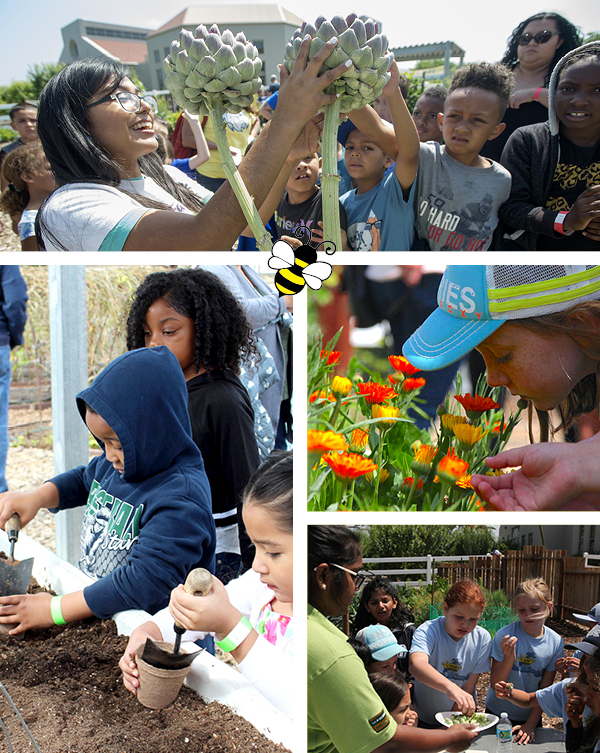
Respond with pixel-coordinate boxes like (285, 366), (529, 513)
(283, 14), (394, 113)
(164, 24), (263, 116)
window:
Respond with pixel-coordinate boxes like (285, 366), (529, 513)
(164, 47), (170, 58)
(591, 527), (596, 555)
(528, 532), (533, 545)
(580, 525), (586, 554)
(254, 40), (264, 54)
(154, 49), (161, 63)
(521, 535), (526, 547)
(157, 70), (164, 89)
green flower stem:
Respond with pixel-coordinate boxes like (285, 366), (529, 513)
(207, 100), (272, 252)
(321, 97), (343, 252)
(373, 428), (387, 503)
(404, 476), (419, 509)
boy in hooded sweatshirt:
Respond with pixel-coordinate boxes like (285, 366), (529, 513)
(0, 346), (215, 635)
(497, 42), (600, 249)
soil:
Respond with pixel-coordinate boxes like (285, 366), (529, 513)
(475, 616), (589, 730)
(0, 581), (289, 753)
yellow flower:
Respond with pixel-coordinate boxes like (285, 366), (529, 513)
(452, 423), (486, 448)
(440, 414), (468, 431)
(331, 376), (352, 398)
(365, 468), (390, 484)
(372, 404), (400, 427)
(411, 443), (437, 476)
(456, 474), (473, 489)
(349, 428), (370, 454)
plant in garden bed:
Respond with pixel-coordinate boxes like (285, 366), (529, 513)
(307, 330), (523, 511)
(284, 15), (394, 250)
(163, 25), (272, 251)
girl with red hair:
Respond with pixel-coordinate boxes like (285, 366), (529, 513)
(409, 581), (491, 727)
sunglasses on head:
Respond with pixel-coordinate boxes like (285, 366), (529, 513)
(517, 30), (559, 46)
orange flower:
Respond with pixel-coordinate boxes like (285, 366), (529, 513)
(357, 381), (396, 405)
(454, 393), (500, 413)
(323, 452), (378, 480)
(372, 404), (400, 426)
(436, 451), (469, 483)
(492, 421), (507, 433)
(349, 428), (370, 454)
(331, 376), (352, 397)
(309, 390), (336, 403)
(320, 349), (341, 365)
(388, 355), (420, 376)
(452, 423), (486, 448)
(401, 377), (426, 392)
(307, 430), (348, 455)
(403, 477), (424, 490)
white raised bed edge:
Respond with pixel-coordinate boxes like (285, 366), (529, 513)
(0, 530), (294, 751)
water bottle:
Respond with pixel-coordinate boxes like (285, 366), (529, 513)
(496, 712), (512, 753)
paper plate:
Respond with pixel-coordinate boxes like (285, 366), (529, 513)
(435, 711), (499, 732)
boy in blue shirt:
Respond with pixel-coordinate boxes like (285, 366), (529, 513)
(340, 61), (419, 251)
(0, 346), (215, 634)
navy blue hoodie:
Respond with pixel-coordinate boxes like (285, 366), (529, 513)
(49, 346), (215, 619)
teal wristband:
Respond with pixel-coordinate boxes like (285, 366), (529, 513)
(215, 615), (252, 652)
(50, 595), (66, 626)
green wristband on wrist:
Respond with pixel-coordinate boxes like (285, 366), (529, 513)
(50, 595), (66, 626)
(215, 615), (252, 653)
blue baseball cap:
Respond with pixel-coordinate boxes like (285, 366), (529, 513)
(355, 624), (403, 661)
(403, 265), (600, 371)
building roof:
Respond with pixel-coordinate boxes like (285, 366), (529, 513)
(85, 36), (148, 64)
(391, 41), (465, 60)
(149, 4), (303, 37)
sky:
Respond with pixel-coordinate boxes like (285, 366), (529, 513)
(1, 0), (599, 86)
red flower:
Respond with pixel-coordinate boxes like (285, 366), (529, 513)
(454, 393), (500, 412)
(309, 390), (336, 403)
(320, 349), (341, 365)
(357, 381), (396, 405)
(402, 377), (426, 392)
(323, 452), (378, 480)
(388, 355), (420, 376)
(403, 477), (424, 489)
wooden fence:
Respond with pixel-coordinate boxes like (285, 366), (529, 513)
(366, 546), (599, 618)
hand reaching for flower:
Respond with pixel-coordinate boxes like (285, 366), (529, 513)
(471, 437), (600, 511)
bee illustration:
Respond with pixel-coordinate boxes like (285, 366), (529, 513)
(268, 228), (336, 297)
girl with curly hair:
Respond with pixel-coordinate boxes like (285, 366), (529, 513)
(126, 267), (260, 582)
(352, 576), (416, 679)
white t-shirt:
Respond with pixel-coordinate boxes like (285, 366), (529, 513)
(485, 621), (564, 720)
(410, 615), (492, 724)
(40, 171), (212, 252)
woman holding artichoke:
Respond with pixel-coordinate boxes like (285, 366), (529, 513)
(35, 38), (348, 251)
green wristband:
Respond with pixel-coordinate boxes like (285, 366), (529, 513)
(50, 595), (66, 626)
(215, 615), (252, 653)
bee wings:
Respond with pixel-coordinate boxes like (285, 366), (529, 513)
(268, 241), (295, 270)
(303, 261), (333, 290)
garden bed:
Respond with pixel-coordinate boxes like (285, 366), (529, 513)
(0, 616), (289, 753)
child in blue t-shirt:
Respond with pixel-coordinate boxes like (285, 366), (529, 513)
(409, 580), (492, 726)
(340, 61), (418, 251)
(486, 578), (564, 743)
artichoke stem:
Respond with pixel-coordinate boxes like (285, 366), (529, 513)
(321, 96), (343, 252)
(208, 100), (272, 252)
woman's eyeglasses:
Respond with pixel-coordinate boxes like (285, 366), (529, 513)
(330, 563), (369, 590)
(517, 30), (559, 46)
(85, 91), (159, 114)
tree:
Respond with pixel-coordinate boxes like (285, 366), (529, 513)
(361, 524), (502, 559)
(0, 62), (64, 104)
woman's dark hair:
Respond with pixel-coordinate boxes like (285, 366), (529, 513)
(307, 525), (362, 605)
(348, 638), (373, 669)
(501, 13), (582, 82)
(126, 267), (257, 375)
(370, 673), (409, 714)
(352, 576), (414, 634)
(35, 58), (206, 249)
(243, 450), (292, 533)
